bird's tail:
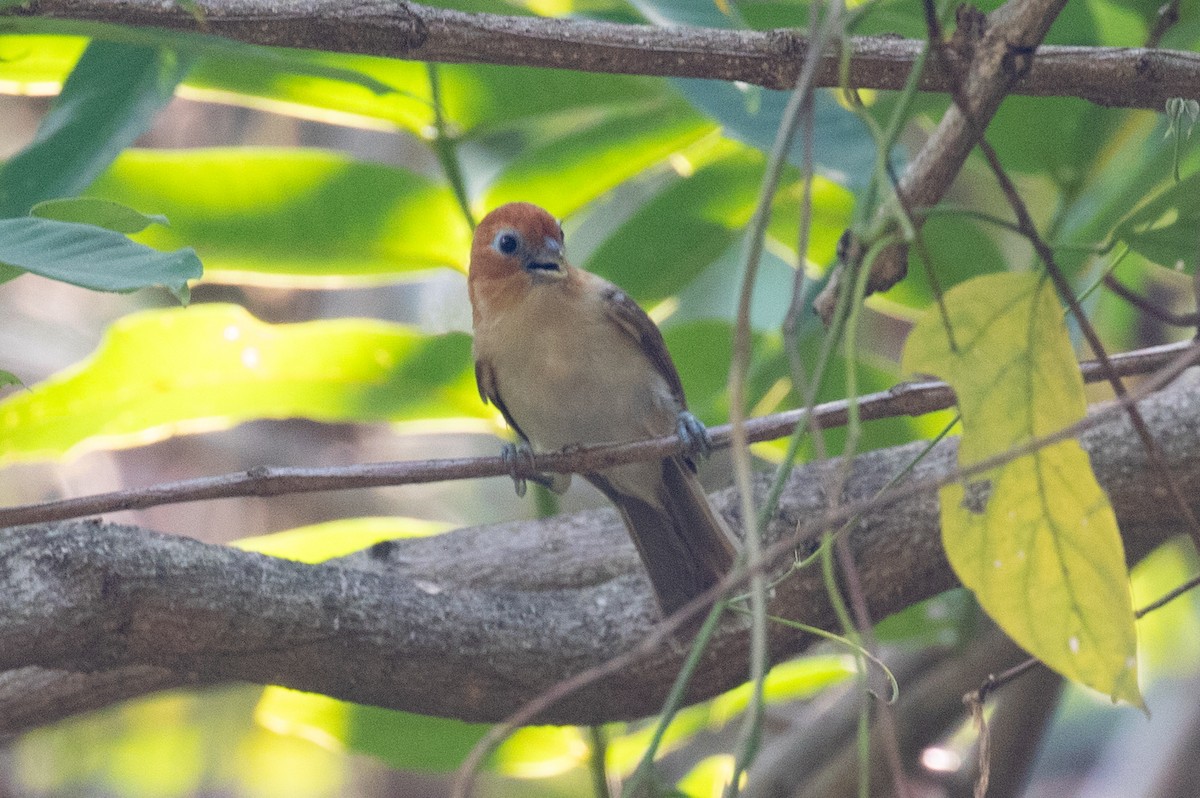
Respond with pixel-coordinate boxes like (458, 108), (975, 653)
(588, 458), (738, 617)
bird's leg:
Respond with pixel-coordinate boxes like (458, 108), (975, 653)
(676, 410), (712, 461)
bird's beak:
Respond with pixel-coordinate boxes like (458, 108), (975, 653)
(525, 238), (565, 274)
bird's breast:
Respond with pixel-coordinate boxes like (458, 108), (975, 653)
(477, 283), (679, 453)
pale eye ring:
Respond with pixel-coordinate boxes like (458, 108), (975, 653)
(494, 231), (520, 256)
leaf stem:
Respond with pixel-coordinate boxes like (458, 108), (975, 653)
(426, 63), (475, 229)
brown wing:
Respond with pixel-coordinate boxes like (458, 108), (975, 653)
(474, 357), (530, 443)
(600, 285), (688, 410)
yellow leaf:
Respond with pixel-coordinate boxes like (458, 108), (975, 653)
(902, 272), (1141, 706)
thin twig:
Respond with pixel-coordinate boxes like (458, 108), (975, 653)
(619, 601), (728, 797)
(967, 691), (991, 798)
(969, 569), (1200, 704)
(1136, 572), (1200, 618)
(832, 232), (912, 798)
(1103, 273), (1200, 328)
(588, 726), (611, 798)
(723, 0), (846, 787)
(1146, 0), (1182, 49)
(0, 341), (1191, 529)
(426, 63), (475, 230)
(813, 0), (1071, 321)
(779, 0), (822, 392)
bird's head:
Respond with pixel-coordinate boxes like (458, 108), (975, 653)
(469, 202), (567, 284)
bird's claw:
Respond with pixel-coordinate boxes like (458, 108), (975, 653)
(676, 411), (712, 461)
(501, 441), (536, 498)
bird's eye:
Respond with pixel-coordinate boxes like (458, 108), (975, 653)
(494, 231), (520, 256)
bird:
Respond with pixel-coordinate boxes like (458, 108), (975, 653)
(468, 201), (739, 617)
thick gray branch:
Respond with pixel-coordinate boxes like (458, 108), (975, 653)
(7, 0), (1200, 109)
(3, 369), (1200, 735)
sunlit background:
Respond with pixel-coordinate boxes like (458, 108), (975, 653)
(2, 0), (1200, 796)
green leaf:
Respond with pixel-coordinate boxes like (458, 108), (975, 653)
(662, 320), (743, 427)
(1, 22), (395, 99)
(1131, 539), (1200, 676)
(0, 217), (200, 300)
(0, 40), (192, 217)
(446, 63), (674, 138)
(673, 79), (874, 188)
(766, 168), (856, 273)
(1113, 168), (1200, 269)
(584, 147), (763, 302)
(988, 96), (1121, 183)
(480, 101), (713, 219)
(14, 686), (339, 797)
(669, 241), (797, 329)
(200, 56), (676, 140)
(0, 370), (21, 390)
(259, 654), (850, 777)
(87, 148), (472, 279)
(31, 197), (168, 233)
(882, 211), (1004, 310)
(0, 304), (483, 464)
(706, 655), (852, 725)
(902, 272), (1141, 706)
(1045, 0), (1146, 47)
(255, 688), (490, 772)
(186, 49), (428, 130)
(874, 589), (974, 648)
(0, 35), (682, 143)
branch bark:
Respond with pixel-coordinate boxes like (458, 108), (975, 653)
(7, 0), (1200, 110)
(814, 0), (1068, 321)
(3, 368), (1200, 736)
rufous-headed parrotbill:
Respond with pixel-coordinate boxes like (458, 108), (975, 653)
(468, 201), (739, 617)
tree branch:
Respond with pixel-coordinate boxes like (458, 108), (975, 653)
(0, 339), (1189, 528)
(815, 0), (1068, 321)
(3, 367), (1200, 735)
(6, 0), (1200, 110)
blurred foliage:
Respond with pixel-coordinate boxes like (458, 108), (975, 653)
(233, 516), (454, 562)
(0, 41), (188, 217)
(12, 686), (346, 798)
(2, 0), (1200, 795)
(252, 654), (852, 783)
(90, 148), (473, 279)
(0, 304), (482, 462)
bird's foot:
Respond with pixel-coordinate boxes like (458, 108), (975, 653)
(502, 441), (562, 496)
(676, 411), (712, 461)
(501, 441), (537, 498)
